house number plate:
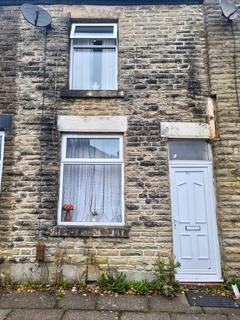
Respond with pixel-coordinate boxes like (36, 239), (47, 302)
(185, 226), (201, 231)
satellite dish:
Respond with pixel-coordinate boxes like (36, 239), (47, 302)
(20, 3), (52, 27)
(219, 0), (240, 21)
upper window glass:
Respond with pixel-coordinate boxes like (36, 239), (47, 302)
(70, 23), (118, 90)
(66, 137), (120, 159)
(169, 140), (209, 161)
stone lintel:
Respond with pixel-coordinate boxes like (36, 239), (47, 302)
(160, 122), (209, 139)
(58, 116), (128, 133)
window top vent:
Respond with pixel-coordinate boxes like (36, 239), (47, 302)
(70, 23), (117, 39)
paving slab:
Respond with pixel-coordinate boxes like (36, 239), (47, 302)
(5, 309), (63, 320)
(62, 310), (118, 320)
(202, 307), (240, 315)
(0, 310), (11, 320)
(172, 314), (228, 320)
(57, 293), (97, 310)
(229, 316), (240, 320)
(0, 292), (56, 309)
(121, 311), (171, 320)
(228, 314), (240, 320)
(97, 295), (149, 311)
(149, 295), (202, 313)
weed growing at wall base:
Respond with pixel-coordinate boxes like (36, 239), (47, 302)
(97, 257), (181, 296)
(152, 257), (181, 297)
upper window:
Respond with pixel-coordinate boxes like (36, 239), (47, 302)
(58, 134), (124, 226)
(70, 23), (118, 91)
(0, 132), (5, 189)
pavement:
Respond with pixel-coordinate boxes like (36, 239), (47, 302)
(0, 292), (239, 319)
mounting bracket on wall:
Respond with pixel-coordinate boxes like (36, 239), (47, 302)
(219, 0), (240, 21)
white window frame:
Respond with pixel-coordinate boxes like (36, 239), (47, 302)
(70, 23), (118, 39)
(69, 23), (118, 90)
(0, 131), (5, 190)
(58, 134), (124, 226)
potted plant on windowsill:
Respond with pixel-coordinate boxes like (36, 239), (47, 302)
(63, 203), (74, 222)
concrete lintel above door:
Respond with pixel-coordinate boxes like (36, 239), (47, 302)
(161, 122), (209, 139)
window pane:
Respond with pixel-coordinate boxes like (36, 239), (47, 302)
(62, 164), (122, 223)
(75, 25), (114, 34)
(0, 136), (2, 159)
(72, 42), (116, 90)
(169, 140), (209, 160)
(66, 138), (120, 159)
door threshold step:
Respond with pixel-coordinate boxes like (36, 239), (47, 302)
(182, 282), (224, 287)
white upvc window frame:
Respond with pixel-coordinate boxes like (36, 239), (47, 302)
(58, 133), (124, 226)
(0, 131), (5, 190)
(70, 23), (118, 39)
(69, 23), (118, 90)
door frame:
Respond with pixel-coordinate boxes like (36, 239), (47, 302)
(169, 160), (222, 282)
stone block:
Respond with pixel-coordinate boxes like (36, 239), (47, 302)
(97, 295), (149, 311)
(5, 309), (63, 320)
(172, 314), (228, 320)
(62, 311), (118, 320)
(122, 312), (170, 320)
(57, 293), (97, 310)
(0, 309), (11, 320)
(149, 295), (202, 313)
(0, 293), (56, 309)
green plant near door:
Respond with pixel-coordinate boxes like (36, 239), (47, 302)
(152, 256), (181, 297)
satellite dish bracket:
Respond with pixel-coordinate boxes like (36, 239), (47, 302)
(228, 7), (240, 20)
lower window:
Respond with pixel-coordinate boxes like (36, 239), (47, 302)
(58, 134), (124, 226)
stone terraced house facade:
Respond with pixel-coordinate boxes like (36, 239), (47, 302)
(0, 0), (240, 283)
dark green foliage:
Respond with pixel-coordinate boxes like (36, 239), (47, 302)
(56, 277), (70, 289)
(97, 270), (130, 293)
(152, 257), (181, 297)
(129, 280), (152, 294)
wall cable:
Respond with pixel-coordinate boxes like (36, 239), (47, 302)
(230, 22), (240, 118)
(38, 28), (48, 241)
(51, 8), (63, 145)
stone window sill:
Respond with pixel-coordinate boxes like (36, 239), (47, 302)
(50, 226), (130, 238)
(60, 89), (125, 99)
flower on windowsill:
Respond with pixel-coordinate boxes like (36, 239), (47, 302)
(63, 204), (74, 222)
(63, 204), (74, 211)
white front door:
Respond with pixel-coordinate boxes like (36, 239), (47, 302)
(170, 163), (221, 282)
